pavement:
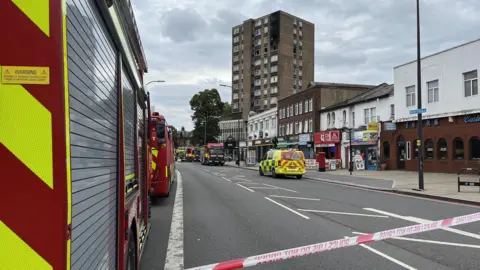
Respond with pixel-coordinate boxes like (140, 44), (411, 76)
(224, 161), (480, 204)
(141, 162), (480, 269)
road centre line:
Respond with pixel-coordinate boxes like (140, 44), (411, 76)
(236, 183), (255, 192)
(342, 236), (417, 270)
(221, 177), (232, 182)
(298, 209), (389, 218)
(364, 208), (480, 240)
(234, 178), (252, 181)
(264, 197), (310, 219)
(262, 183), (298, 193)
(269, 195), (321, 201)
(351, 232), (480, 249)
(164, 171), (184, 270)
(248, 187), (278, 190)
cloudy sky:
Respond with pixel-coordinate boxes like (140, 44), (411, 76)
(132, 0), (480, 130)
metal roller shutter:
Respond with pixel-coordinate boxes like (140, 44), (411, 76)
(122, 69), (137, 190)
(66, 0), (118, 269)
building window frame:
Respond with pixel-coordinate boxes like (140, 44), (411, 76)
(464, 70), (478, 97)
(427, 80), (440, 103)
(406, 85), (416, 107)
(453, 137), (465, 160)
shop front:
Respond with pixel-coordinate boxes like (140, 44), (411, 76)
(349, 124), (380, 170)
(298, 134), (314, 158)
(252, 138), (274, 162)
(277, 135), (299, 149)
(314, 130), (341, 169)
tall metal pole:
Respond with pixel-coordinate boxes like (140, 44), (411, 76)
(349, 128), (353, 175)
(237, 114), (241, 166)
(204, 115), (207, 145)
(416, 0), (424, 190)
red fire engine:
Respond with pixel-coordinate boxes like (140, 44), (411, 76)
(1, 0), (152, 269)
(150, 113), (175, 198)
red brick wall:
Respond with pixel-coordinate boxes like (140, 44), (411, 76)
(380, 116), (480, 173)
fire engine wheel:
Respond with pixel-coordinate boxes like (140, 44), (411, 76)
(126, 229), (137, 270)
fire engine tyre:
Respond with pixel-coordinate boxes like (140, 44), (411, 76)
(126, 229), (137, 270)
(296, 175), (303, 179)
(259, 167), (264, 176)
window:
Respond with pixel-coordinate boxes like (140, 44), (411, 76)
(271, 86), (278, 94)
(304, 120), (308, 132)
(309, 99), (313, 112)
(405, 141), (411, 160)
(305, 100), (308, 112)
(342, 110), (347, 127)
(327, 113), (331, 128)
(270, 97), (277, 104)
(272, 117), (276, 127)
(470, 137), (480, 160)
(370, 107), (377, 122)
(299, 102), (303, 114)
(413, 140), (419, 159)
(271, 65), (278, 73)
(351, 112), (355, 127)
(295, 103), (299, 115)
(290, 105), (293, 116)
(233, 45), (239, 52)
(309, 118), (313, 132)
(331, 112), (336, 127)
(295, 122), (299, 134)
(383, 142), (390, 159)
(364, 109), (370, 125)
(427, 80), (439, 103)
(424, 139), (434, 160)
(437, 138), (448, 160)
(270, 76), (278, 83)
(233, 27), (240, 34)
(286, 107), (290, 117)
(406, 85), (416, 107)
(390, 104), (395, 119)
(264, 99), (268, 106)
(264, 26), (268, 33)
(453, 138), (464, 160)
(464, 70), (478, 97)
(233, 93), (239, 100)
(271, 55), (278, 62)
(299, 121), (303, 133)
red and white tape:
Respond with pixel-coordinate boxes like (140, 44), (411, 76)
(186, 211), (480, 270)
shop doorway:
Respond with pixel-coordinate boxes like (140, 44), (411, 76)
(397, 136), (406, 170)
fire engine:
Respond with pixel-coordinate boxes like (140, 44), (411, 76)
(1, 0), (152, 269)
(150, 113), (175, 198)
(200, 143), (226, 166)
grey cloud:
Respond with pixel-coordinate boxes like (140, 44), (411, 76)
(159, 8), (208, 43)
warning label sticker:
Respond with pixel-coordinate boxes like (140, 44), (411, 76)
(1, 66), (50, 85)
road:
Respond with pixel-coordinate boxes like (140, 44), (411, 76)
(141, 162), (480, 270)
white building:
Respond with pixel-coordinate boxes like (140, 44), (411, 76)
(218, 119), (246, 143)
(246, 108), (277, 162)
(318, 83), (394, 170)
(388, 38), (480, 173)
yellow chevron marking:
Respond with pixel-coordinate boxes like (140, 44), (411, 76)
(152, 149), (158, 157)
(0, 221), (52, 269)
(0, 74), (53, 189)
(12, 0), (50, 37)
(151, 161), (156, 170)
(125, 173), (135, 181)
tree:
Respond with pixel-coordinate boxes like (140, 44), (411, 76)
(222, 102), (232, 118)
(169, 126), (179, 148)
(178, 126), (186, 146)
(190, 89), (224, 144)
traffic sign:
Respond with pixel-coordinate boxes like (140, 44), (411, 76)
(409, 108), (427, 115)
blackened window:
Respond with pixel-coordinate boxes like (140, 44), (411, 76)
(383, 142), (390, 159)
(424, 139), (434, 160)
(437, 138), (448, 160)
(470, 137), (480, 160)
(453, 138), (464, 160)
(413, 140), (419, 159)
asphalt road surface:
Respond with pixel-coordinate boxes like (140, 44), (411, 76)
(141, 162), (480, 270)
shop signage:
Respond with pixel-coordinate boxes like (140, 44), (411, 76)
(384, 122), (396, 131)
(367, 122), (379, 130)
(314, 130), (340, 144)
(464, 115), (480, 124)
(298, 134), (311, 145)
(362, 130), (378, 142)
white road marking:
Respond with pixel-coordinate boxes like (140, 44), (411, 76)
(298, 209), (389, 218)
(234, 178), (252, 182)
(265, 197), (310, 219)
(343, 236), (417, 270)
(237, 181), (257, 185)
(364, 208), (480, 240)
(236, 183), (255, 192)
(248, 187), (278, 190)
(221, 177), (232, 182)
(164, 171), (184, 270)
(262, 183), (298, 193)
(235, 175), (245, 178)
(269, 195), (321, 201)
(351, 232), (480, 248)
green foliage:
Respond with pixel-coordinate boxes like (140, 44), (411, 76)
(189, 89), (224, 144)
(222, 102), (232, 118)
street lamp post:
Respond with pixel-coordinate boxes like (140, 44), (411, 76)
(349, 128), (353, 175)
(416, 0), (424, 191)
(220, 84), (241, 166)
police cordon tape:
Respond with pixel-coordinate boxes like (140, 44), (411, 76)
(186, 211), (480, 270)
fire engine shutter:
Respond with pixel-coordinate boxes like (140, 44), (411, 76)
(66, 1), (118, 269)
(122, 69), (137, 189)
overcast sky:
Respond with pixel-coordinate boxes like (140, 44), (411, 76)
(133, 0), (480, 130)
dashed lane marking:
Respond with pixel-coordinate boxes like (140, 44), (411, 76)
(269, 195), (320, 201)
(236, 183), (255, 193)
(265, 197), (310, 219)
(299, 209), (389, 218)
(221, 177), (232, 182)
(262, 183), (298, 193)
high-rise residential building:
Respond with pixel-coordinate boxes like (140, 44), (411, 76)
(231, 10), (315, 122)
